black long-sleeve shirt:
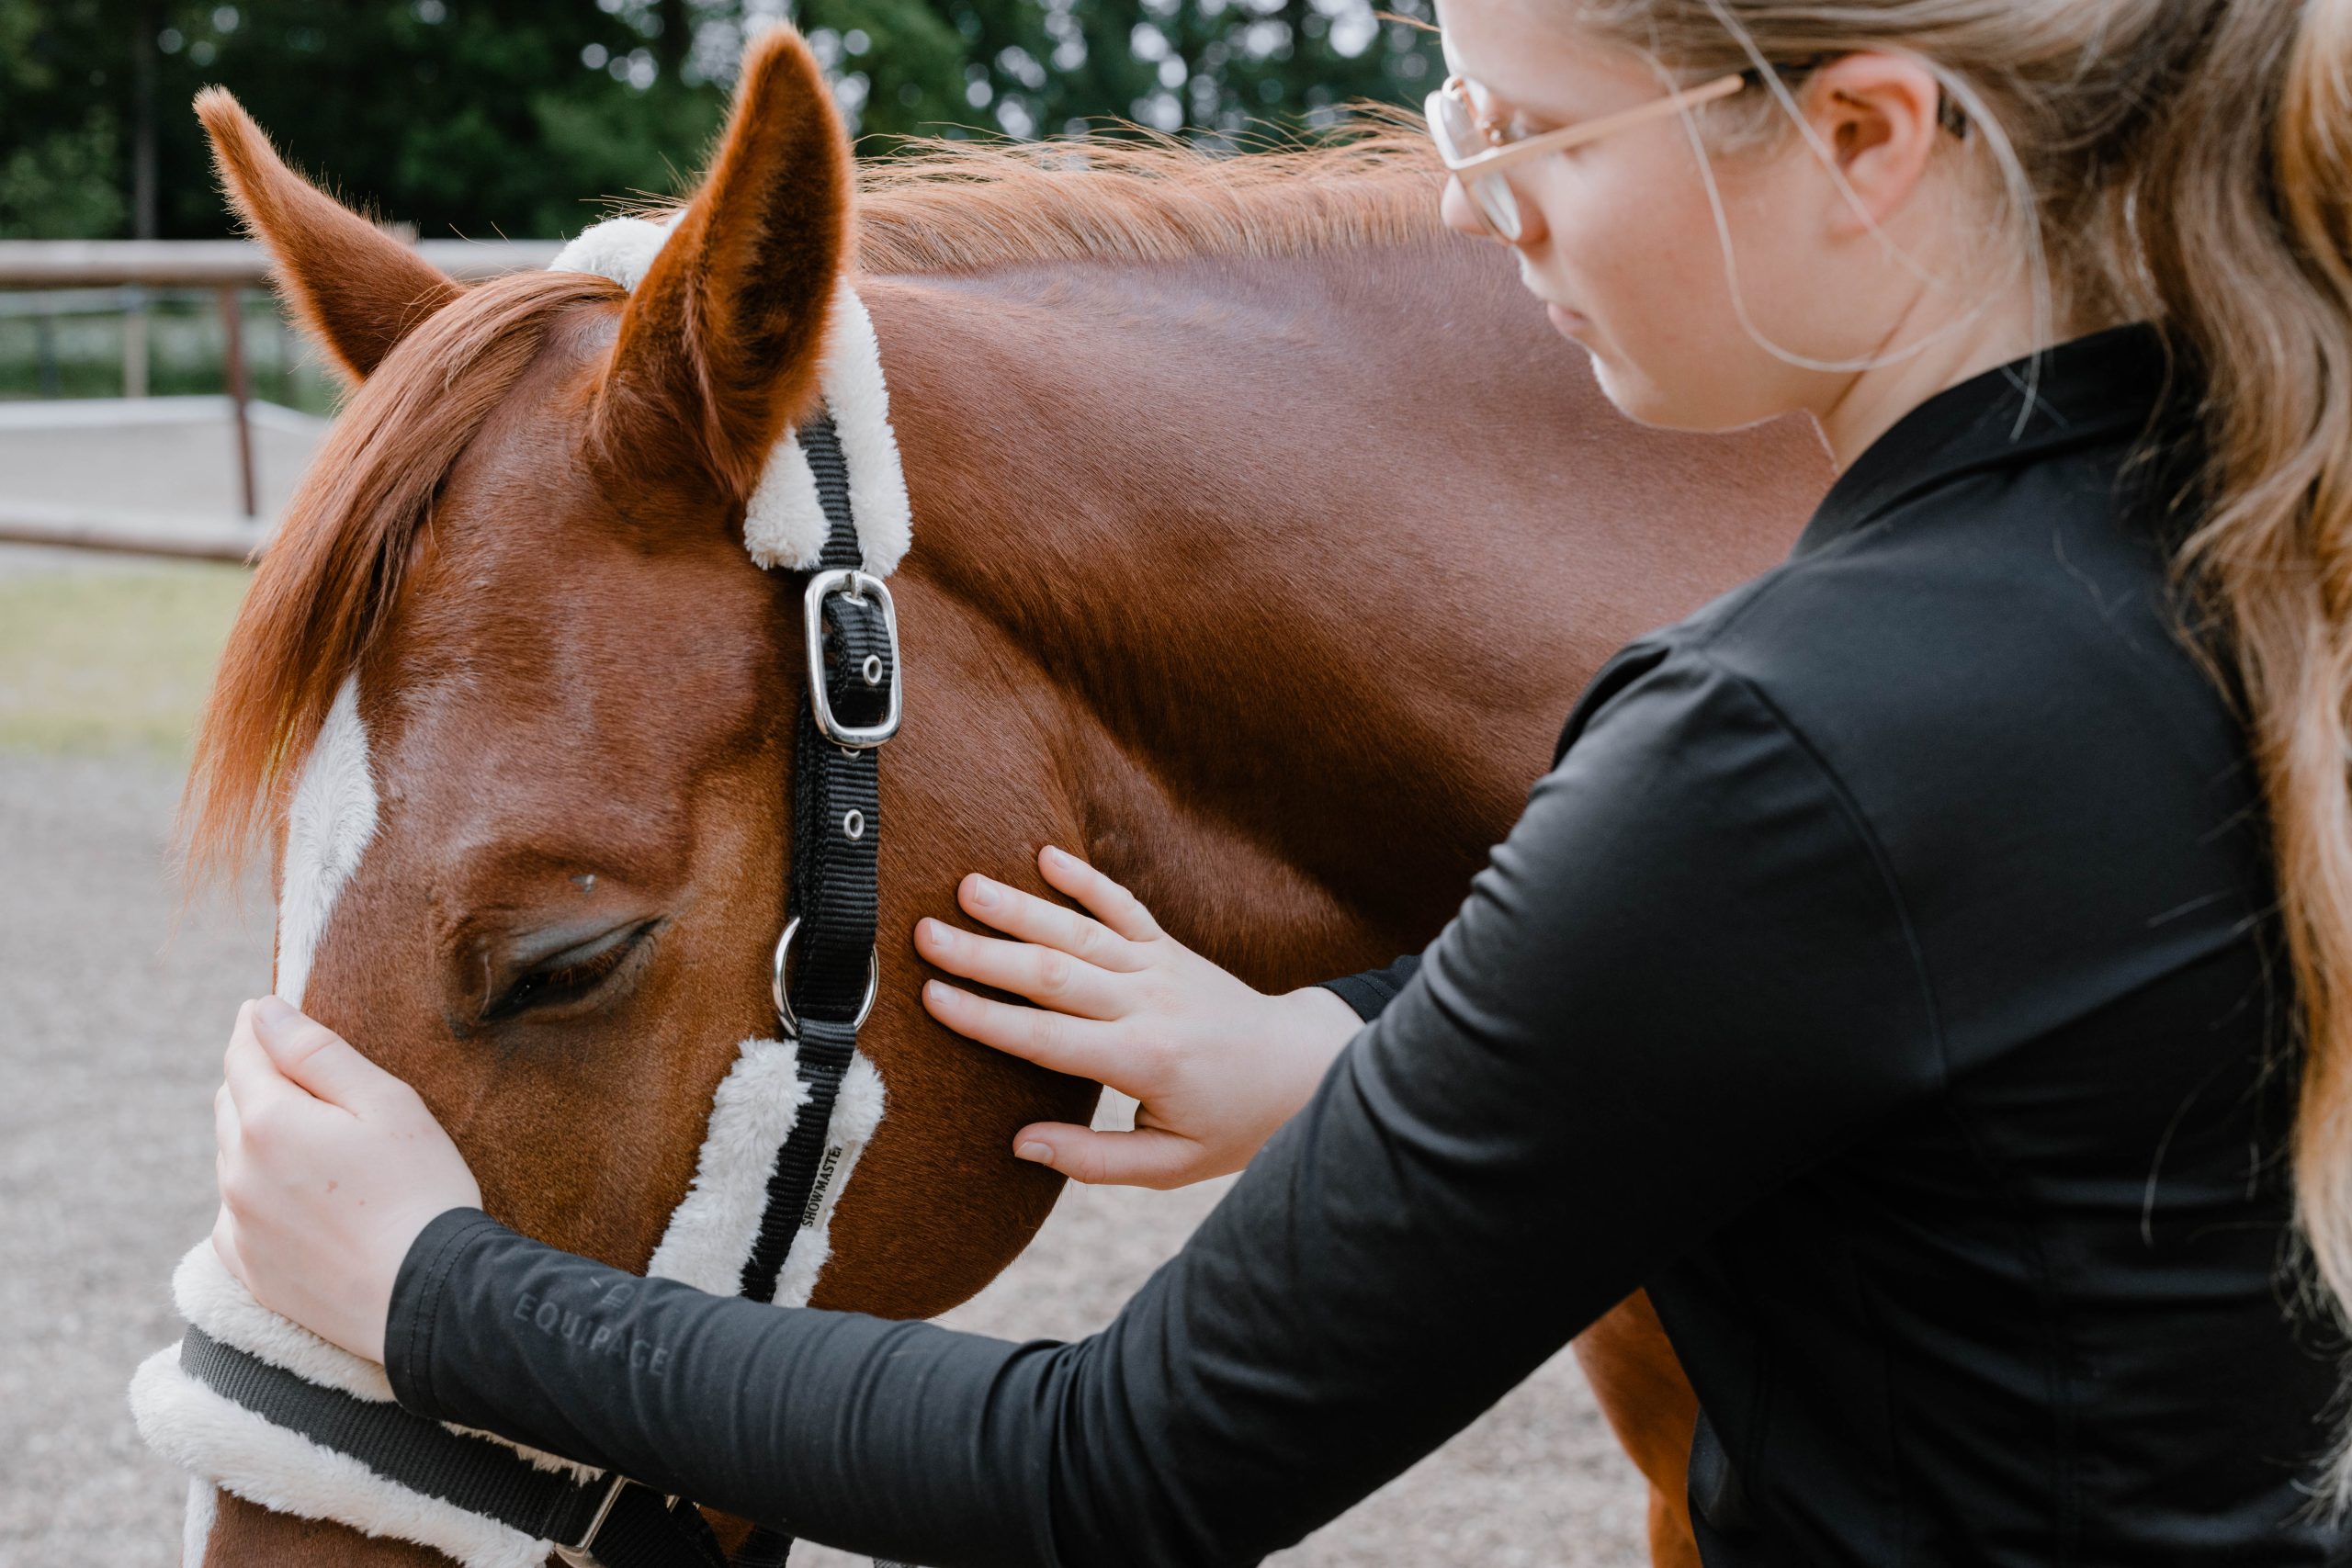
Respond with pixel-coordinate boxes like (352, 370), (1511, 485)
(386, 323), (2346, 1565)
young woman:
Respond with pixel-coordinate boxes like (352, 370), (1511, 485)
(210, 0), (2352, 1561)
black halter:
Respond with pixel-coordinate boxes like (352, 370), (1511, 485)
(177, 411), (904, 1568)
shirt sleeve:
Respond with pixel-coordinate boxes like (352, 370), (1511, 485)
(1317, 953), (1421, 1021)
(384, 641), (1943, 1568)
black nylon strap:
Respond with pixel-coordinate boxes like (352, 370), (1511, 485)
(786, 413), (888, 1023)
(178, 1327), (727, 1566)
(729, 412), (899, 1568)
(180, 1325), (610, 1539)
(739, 412), (889, 1312)
(740, 1015), (861, 1302)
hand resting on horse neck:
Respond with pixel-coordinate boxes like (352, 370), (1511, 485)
(916, 844), (1365, 1190)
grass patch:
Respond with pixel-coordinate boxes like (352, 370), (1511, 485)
(0, 561), (251, 759)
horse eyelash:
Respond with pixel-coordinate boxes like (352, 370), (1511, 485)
(482, 922), (655, 1022)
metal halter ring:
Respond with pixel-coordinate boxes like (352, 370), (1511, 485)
(770, 915), (879, 1036)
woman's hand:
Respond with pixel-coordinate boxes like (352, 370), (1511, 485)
(916, 845), (1363, 1189)
(212, 996), (481, 1364)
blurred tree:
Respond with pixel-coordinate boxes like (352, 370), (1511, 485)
(0, 0), (1441, 243)
(1, 0), (131, 237)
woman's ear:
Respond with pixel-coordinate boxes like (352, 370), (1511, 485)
(596, 27), (854, 499)
(194, 88), (459, 381)
(1798, 51), (1948, 237)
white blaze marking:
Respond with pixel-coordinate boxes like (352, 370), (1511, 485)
(275, 678), (378, 1009)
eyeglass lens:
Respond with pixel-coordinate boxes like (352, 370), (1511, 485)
(1430, 86), (1524, 241)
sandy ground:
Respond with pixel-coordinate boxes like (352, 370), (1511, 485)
(0, 545), (1647, 1567)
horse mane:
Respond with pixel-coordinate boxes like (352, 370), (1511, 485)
(851, 118), (1442, 275)
(183, 122), (1442, 886)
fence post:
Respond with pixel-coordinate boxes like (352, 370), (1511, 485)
(218, 284), (256, 518)
(34, 308), (61, 398)
(121, 284), (149, 398)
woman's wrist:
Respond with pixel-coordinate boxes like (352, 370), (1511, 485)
(1270, 984), (1366, 1115)
(1282, 982), (1367, 1054)
(384, 1205), (501, 1415)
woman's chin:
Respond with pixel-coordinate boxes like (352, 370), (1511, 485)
(1587, 355), (1684, 432)
(1561, 317), (1724, 433)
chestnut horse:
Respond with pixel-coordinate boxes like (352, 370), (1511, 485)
(165, 28), (1827, 1568)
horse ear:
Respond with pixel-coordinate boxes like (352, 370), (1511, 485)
(597, 27), (853, 496)
(194, 87), (459, 381)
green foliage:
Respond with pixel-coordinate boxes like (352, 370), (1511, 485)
(0, 0), (130, 236)
(0, 0), (1440, 243)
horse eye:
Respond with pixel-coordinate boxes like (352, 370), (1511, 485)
(481, 919), (658, 1025)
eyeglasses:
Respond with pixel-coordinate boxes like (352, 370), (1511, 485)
(1427, 71), (1747, 241)
(1427, 60), (1968, 243)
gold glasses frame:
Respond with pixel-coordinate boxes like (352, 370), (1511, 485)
(1425, 71), (1748, 240)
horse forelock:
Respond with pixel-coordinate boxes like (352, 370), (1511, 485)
(180, 267), (620, 894)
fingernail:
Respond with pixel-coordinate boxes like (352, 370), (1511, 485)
(917, 918), (944, 947)
(967, 878), (998, 908)
(1042, 846), (1070, 869)
(924, 980), (953, 1005)
(254, 995), (296, 1040)
(1015, 1142), (1053, 1164)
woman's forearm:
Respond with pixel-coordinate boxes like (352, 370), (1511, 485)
(388, 1208), (1074, 1568)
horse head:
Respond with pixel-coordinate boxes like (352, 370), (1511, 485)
(152, 29), (1097, 1564)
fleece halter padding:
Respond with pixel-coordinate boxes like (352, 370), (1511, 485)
(548, 213), (912, 578)
(129, 218), (909, 1567)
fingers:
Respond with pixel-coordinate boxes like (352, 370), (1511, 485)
(214, 1080), (240, 1155)
(1010, 1122), (1202, 1190)
(210, 1204), (250, 1289)
(222, 1007), (301, 1122)
(250, 996), (387, 1113)
(957, 874), (1146, 973)
(916, 919), (1127, 1021)
(922, 979), (1133, 1084)
(1037, 846), (1162, 942)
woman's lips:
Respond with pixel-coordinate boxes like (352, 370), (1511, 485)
(1546, 301), (1592, 335)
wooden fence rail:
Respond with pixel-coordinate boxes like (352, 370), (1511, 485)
(0, 239), (561, 288)
(0, 240), (560, 556)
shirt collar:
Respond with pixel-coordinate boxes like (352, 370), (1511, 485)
(1792, 321), (2180, 558)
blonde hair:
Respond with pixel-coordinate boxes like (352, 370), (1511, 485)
(1575, 0), (2352, 1504)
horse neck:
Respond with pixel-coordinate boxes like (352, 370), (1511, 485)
(864, 235), (1759, 983)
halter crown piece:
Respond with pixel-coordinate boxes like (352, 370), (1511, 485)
(129, 217), (914, 1568)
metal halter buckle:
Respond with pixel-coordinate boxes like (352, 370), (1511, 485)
(771, 915), (880, 1037)
(804, 570), (901, 749)
(551, 1471), (635, 1565)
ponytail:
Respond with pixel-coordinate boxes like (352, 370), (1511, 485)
(2169, 0), (2352, 1503)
